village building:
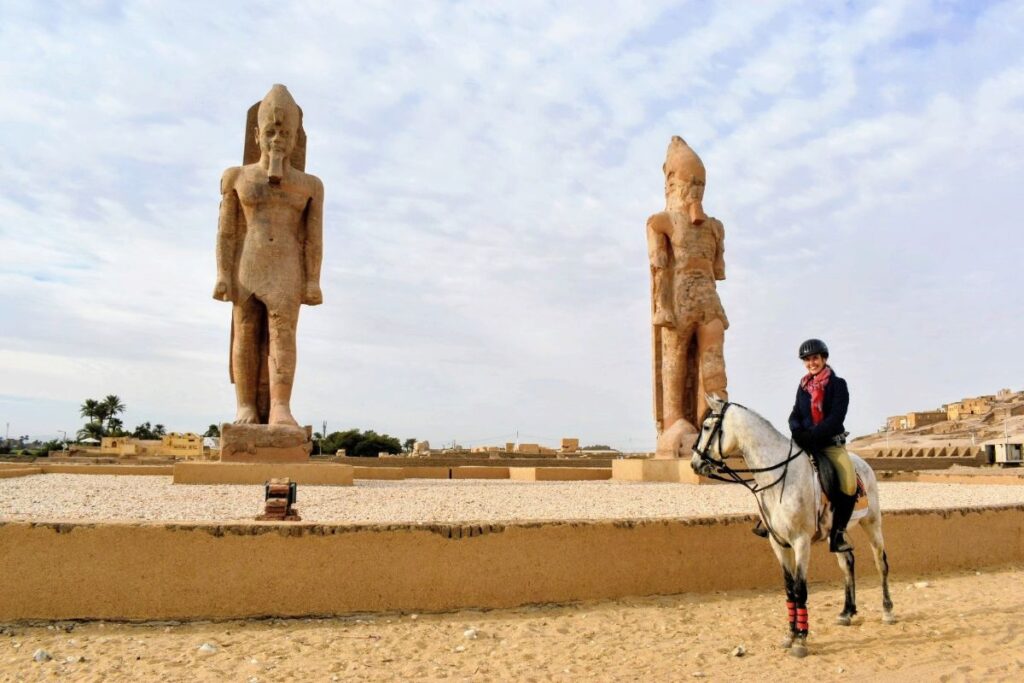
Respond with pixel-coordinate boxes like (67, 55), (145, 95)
(100, 432), (205, 459)
(946, 396), (995, 421)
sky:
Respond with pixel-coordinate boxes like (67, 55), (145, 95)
(1, 0), (1022, 449)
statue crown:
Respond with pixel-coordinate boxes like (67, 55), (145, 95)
(664, 135), (705, 181)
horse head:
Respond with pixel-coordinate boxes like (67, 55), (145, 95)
(690, 394), (740, 476)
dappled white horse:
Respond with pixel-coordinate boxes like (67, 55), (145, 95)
(691, 396), (895, 658)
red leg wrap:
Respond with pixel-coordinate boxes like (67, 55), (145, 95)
(796, 607), (809, 634)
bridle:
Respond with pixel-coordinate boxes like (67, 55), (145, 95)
(692, 401), (808, 548)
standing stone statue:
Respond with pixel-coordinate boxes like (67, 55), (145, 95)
(647, 136), (728, 458)
(213, 84), (323, 430)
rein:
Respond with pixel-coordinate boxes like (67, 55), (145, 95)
(692, 402), (808, 548)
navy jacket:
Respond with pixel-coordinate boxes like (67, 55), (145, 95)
(788, 367), (849, 450)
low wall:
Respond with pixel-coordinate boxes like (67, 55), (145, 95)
(42, 464), (174, 476)
(2, 505), (1022, 621)
(510, 467), (611, 481)
(174, 462), (353, 486)
(0, 466), (41, 479)
(333, 456), (615, 469)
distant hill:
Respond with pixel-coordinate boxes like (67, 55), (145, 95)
(850, 389), (1024, 452)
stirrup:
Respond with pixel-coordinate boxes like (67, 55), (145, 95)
(752, 520), (769, 538)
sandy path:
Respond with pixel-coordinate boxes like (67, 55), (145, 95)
(3, 565), (1023, 682)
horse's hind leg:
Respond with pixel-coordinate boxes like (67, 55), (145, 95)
(835, 549), (856, 625)
(864, 517), (896, 624)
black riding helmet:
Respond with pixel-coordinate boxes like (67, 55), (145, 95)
(798, 338), (829, 359)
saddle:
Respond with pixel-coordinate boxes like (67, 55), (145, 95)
(808, 450), (867, 511)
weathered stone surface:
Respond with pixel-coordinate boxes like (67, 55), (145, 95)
(220, 423), (312, 463)
(648, 136), (729, 458)
(213, 84), (324, 428)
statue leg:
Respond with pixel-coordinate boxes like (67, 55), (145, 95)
(656, 325), (698, 458)
(231, 296), (263, 424)
(266, 301), (301, 427)
(696, 318), (727, 421)
(660, 325), (687, 430)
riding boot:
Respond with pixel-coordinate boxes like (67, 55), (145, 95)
(752, 519), (769, 538)
(829, 493), (856, 553)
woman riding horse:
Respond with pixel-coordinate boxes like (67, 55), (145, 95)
(754, 338), (857, 552)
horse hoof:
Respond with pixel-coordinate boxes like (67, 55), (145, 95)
(883, 613), (897, 625)
(780, 635), (795, 649)
(789, 644), (808, 658)
(836, 615), (852, 626)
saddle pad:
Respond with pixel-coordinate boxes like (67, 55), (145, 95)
(822, 475), (868, 511)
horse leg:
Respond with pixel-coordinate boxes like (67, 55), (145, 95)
(789, 537), (811, 658)
(864, 516), (896, 624)
(771, 544), (799, 649)
(834, 548), (856, 625)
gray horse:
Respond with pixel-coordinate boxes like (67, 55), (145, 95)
(691, 396), (895, 658)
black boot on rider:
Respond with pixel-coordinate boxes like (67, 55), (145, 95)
(752, 519), (769, 538)
(829, 492), (856, 553)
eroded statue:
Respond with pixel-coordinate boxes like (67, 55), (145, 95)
(213, 84), (323, 427)
(648, 136), (728, 457)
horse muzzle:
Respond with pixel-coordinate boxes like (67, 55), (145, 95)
(690, 452), (708, 476)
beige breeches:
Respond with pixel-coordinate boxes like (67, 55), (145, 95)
(823, 445), (857, 496)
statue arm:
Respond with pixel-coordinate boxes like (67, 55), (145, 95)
(712, 219), (726, 280)
(302, 176), (324, 306)
(213, 168), (241, 302)
(646, 213), (670, 269)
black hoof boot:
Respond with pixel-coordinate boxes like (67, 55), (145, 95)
(752, 520), (769, 538)
(829, 530), (853, 553)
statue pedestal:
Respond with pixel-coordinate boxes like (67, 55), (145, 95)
(220, 423), (312, 463)
(611, 458), (724, 485)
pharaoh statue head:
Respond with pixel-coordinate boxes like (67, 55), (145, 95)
(255, 84), (301, 183)
(663, 136), (707, 225)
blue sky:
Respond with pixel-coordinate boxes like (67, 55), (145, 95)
(1, 1), (1022, 448)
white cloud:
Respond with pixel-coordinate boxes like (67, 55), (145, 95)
(1, 1), (1022, 447)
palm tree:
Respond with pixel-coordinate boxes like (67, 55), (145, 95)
(76, 422), (105, 442)
(153, 424), (167, 438)
(107, 417), (127, 436)
(79, 398), (101, 424)
(101, 395), (126, 430)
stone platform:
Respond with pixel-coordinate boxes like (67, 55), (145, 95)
(220, 423), (313, 463)
(174, 461), (353, 486)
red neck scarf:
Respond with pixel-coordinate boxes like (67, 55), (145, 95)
(800, 366), (832, 425)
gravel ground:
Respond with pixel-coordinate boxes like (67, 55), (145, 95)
(2, 474), (1024, 524)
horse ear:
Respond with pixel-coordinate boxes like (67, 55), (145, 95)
(705, 393), (724, 410)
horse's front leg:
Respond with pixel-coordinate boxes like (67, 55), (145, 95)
(788, 536), (812, 658)
(769, 540), (799, 650)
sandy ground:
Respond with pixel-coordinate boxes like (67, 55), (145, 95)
(4, 475), (1024, 524)
(1, 565), (1021, 682)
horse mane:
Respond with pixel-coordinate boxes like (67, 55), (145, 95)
(729, 402), (786, 441)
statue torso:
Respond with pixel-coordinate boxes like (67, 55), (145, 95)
(231, 163), (319, 304)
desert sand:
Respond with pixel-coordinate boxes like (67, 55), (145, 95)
(3, 565), (1023, 682)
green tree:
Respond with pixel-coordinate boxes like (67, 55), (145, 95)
(132, 422), (157, 439)
(319, 429), (403, 458)
(154, 424), (167, 438)
(80, 398), (101, 425)
(107, 417), (128, 436)
(403, 437), (416, 452)
(77, 422), (105, 441)
(101, 395), (126, 430)
(203, 424), (221, 438)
